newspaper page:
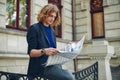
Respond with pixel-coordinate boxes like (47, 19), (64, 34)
(45, 36), (85, 66)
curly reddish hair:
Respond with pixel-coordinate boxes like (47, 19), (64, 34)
(37, 4), (61, 27)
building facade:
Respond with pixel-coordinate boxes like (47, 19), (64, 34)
(0, 0), (120, 79)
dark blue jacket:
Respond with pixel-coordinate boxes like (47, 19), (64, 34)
(26, 22), (56, 77)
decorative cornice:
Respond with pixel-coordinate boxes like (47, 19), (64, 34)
(90, 0), (103, 13)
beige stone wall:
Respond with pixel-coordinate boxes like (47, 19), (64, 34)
(104, 0), (120, 38)
(62, 0), (73, 40)
(0, 0), (6, 28)
(0, 29), (27, 54)
(75, 0), (91, 41)
(0, 29), (28, 74)
(0, 54), (29, 74)
(103, 0), (120, 66)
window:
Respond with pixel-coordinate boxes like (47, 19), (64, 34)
(48, 0), (63, 38)
(90, 0), (105, 39)
(6, 0), (30, 31)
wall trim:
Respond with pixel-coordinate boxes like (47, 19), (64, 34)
(0, 28), (27, 36)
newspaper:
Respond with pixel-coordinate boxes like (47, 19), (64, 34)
(45, 36), (85, 66)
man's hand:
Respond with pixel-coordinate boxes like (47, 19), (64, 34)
(44, 48), (59, 56)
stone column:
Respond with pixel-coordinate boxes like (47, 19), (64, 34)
(86, 40), (114, 80)
(0, 0), (6, 28)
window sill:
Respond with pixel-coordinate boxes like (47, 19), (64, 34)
(0, 27), (27, 36)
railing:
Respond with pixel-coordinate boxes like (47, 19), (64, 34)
(0, 62), (98, 80)
(0, 71), (48, 80)
(73, 62), (98, 80)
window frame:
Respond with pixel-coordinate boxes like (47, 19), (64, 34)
(90, 0), (105, 39)
(48, 0), (63, 38)
(6, 0), (31, 31)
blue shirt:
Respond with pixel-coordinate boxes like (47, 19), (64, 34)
(44, 26), (54, 47)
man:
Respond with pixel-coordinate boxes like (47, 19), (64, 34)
(27, 4), (75, 80)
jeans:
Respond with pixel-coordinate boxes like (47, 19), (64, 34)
(43, 65), (75, 80)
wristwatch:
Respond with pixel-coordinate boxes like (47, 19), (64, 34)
(41, 48), (46, 55)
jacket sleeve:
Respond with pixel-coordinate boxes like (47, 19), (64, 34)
(26, 26), (38, 55)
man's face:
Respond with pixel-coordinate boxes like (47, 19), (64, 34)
(44, 12), (57, 26)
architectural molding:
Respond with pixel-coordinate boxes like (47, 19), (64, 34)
(0, 53), (29, 59)
(0, 28), (26, 36)
(103, 0), (110, 6)
(80, 0), (86, 11)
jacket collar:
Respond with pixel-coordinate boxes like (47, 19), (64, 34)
(38, 22), (56, 48)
